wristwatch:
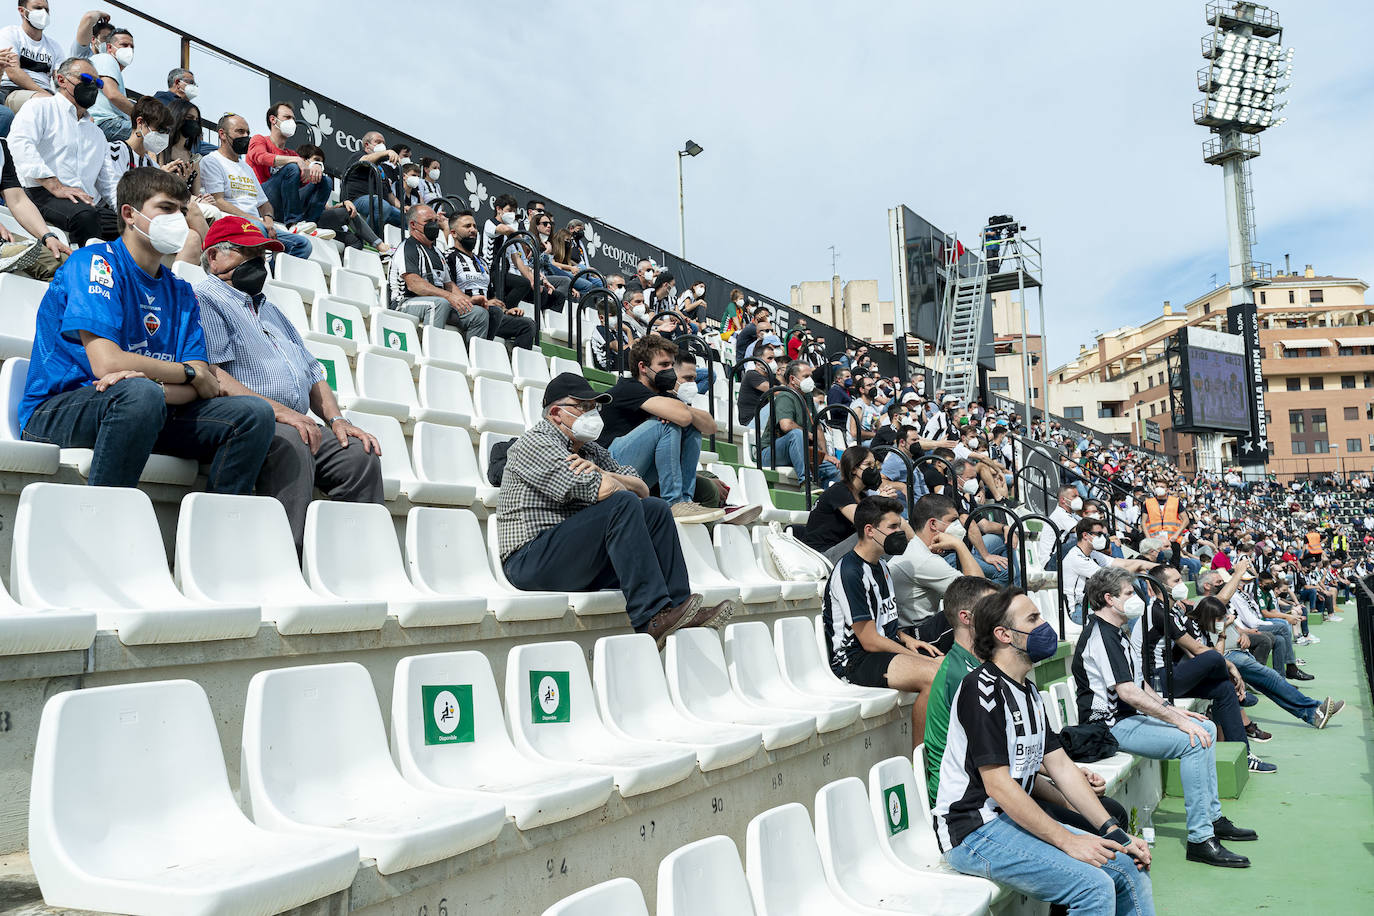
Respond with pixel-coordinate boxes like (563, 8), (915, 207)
(182, 363), (196, 383)
(327, 416), (345, 426)
(39, 231), (58, 245)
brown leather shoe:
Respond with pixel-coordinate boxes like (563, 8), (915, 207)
(684, 599), (739, 630)
(637, 593), (703, 650)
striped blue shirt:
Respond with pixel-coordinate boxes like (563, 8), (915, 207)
(193, 273), (324, 415)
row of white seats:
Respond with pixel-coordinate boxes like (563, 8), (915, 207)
(29, 622), (903, 914)
(546, 758), (998, 915)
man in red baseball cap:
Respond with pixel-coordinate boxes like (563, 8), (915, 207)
(192, 215), (384, 550)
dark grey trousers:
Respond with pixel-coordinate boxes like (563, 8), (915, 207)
(256, 422), (386, 550)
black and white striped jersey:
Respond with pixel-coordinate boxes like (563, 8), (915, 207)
(822, 552), (897, 677)
(1145, 597), (1200, 676)
(1071, 613), (1143, 728)
(933, 661), (1061, 851)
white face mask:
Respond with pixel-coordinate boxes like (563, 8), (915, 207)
(398, 157), (412, 166)
(1090, 534), (1108, 551)
(798, 376), (815, 394)
(183, 82), (199, 100)
(610, 286), (624, 301)
(676, 381), (696, 402)
(142, 130), (169, 156)
(500, 212), (517, 226)
(1170, 582), (1189, 602)
(568, 407), (603, 443)
(767, 359), (779, 373)
(644, 268), (656, 283)
(694, 285), (705, 296)
(1070, 496), (1084, 512)
(962, 478), (979, 496)
(944, 520), (967, 541)
(633, 304), (648, 319)
(135, 210), (190, 255)
(428, 168), (440, 181)
(1155, 487), (1167, 498)
(967, 438), (979, 450)
(405, 175), (421, 189)
(1120, 594), (1146, 620)
(113, 46), (135, 68)
(276, 117), (297, 138)
(26, 7), (48, 30)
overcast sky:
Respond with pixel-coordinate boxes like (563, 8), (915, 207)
(72, 1), (1374, 367)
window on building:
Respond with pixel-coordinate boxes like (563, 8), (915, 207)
(1289, 410), (1304, 435)
(1313, 439), (1329, 454)
(1288, 290), (1295, 304)
(1150, 403), (1157, 417)
(1030, 388), (1039, 400)
(1343, 375), (1356, 389)
(1098, 407), (1116, 419)
(860, 303), (871, 312)
(1259, 291), (1266, 304)
(882, 323), (894, 335)
(1203, 303), (1211, 314)
(1310, 289), (1324, 303)
(1292, 440), (1308, 454)
(1348, 438), (1363, 453)
(1345, 406), (1358, 421)
(1312, 409), (1327, 433)
(1261, 377), (1269, 392)
(1133, 381), (1139, 393)
(1286, 377), (1301, 391)
(989, 376), (1010, 392)
(811, 305), (821, 314)
(1309, 376), (1324, 391)
(1339, 346), (1353, 356)
(1366, 373), (1374, 388)
(1064, 407), (1084, 420)
(1267, 442), (1275, 456)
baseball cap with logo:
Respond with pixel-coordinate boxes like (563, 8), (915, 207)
(201, 217), (286, 252)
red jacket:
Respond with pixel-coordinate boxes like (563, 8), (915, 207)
(246, 134), (294, 185)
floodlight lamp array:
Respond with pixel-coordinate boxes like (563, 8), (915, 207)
(1197, 22), (1293, 133)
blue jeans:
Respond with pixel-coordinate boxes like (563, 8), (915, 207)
(352, 196), (404, 231)
(945, 813), (1154, 915)
(1178, 555), (1202, 582)
(694, 367), (711, 394)
(94, 113), (131, 142)
(21, 378), (275, 492)
(1254, 620), (1294, 670)
(1147, 650), (1245, 746)
(761, 427), (840, 486)
(1110, 715), (1220, 843)
(942, 532), (1013, 584)
(243, 217), (312, 260)
(1225, 650), (1320, 724)
(263, 164), (333, 225)
(609, 418), (701, 505)
(0, 104), (12, 137)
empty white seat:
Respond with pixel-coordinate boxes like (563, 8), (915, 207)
(357, 350), (467, 426)
(511, 345), (551, 389)
(657, 835), (757, 916)
(869, 756), (968, 873)
(170, 260), (207, 284)
(0, 571), (95, 656)
(305, 499), (484, 627)
(676, 522), (745, 606)
(593, 633), (762, 771)
(539, 306), (570, 344)
(773, 617), (898, 717)
(342, 247), (385, 290)
(548, 355), (584, 378)
(521, 385), (545, 429)
(663, 628), (816, 750)
(350, 413), (474, 505)
(473, 376), (526, 436)
(391, 650), (614, 829)
(738, 467), (807, 526)
(0, 357), (60, 474)
(505, 641), (697, 796)
(174, 493), (386, 635)
(746, 803), (871, 916)
(487, 514), (626, 616)
(362, 309), (421, 368)
(405, 507), (568, 621)
(13, 483), (261, 644)
(468, 335), (514, 382)
(306, 339), (408, 420)
(417, 364), (477, 431)
(29, 681), (359, 916)
(241, 662), (507, 874)
(815, 777), (992, 915)
(383, 223), (402, 250)
(543, 878), (649, 916)
(263, 280), (310, 334)
(420, 324), (470, 372)
(409, 421), (484, 507)
(307, 233), (342, 277)
(723, 621), (861, 732)
(713, 524), (817, 603)
(750, 526), (825, 601)
(309, 295), (367, 354)
(271, 252), (327, 303)
(0, 272), (48, 359)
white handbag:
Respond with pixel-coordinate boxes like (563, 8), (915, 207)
(764, 522), (833, 581)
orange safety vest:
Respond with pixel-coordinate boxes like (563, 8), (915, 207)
(1306, 532), (1323, 555)
(1143, 496), (1183, 542)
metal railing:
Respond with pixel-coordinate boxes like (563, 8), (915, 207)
(565, 267), (606, 342)
(572, 288), (624, 375)
(1137, 573), (1179, 704)
(754, 386), (815, 507)
(727, 357), (774, 444)
(675, 333), (720, 452)
(490, 231), (542, 347)
(1017, 512), (1067, 633)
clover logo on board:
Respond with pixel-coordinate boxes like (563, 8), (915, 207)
(299, 99), (333, 145)
(327, 313), (352, 339)
(582, 224), (602, 259)
(385, 329), (407, 351)
(883, 784), (909, 835)
(529, 670), (570, 724)
(464, 171), (488, 212)
(421, 684), (474, 745)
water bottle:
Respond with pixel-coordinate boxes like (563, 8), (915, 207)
(1139, 802), (1155, 845)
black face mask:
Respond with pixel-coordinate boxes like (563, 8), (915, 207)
(229, 135), (251, 156)
(877, 529), (909, 556)
(72, 80), (101, 109)
(861, 466), (882, 490)
(228, 256), (268, 297)
(181, 120), (201, 140)
(455, 232), (475, 250)
(422, 221), (441, 242)
(652, 367), (679, 393)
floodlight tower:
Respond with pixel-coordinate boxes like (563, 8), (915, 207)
(1193, 1), (1293, 473)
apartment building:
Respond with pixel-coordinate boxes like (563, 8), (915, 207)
(789, 278), (895, 348)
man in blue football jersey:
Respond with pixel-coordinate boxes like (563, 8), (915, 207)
(20, 166), (275, 490)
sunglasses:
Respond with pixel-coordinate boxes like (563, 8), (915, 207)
(76, 73), (106, 89)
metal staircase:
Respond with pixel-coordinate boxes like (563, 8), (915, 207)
(935, 237), (988, 404)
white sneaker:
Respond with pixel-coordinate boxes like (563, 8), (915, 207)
(1329, 614), (1344, 622)
(1307, 634), (1321, 644)
(307, 227), (336, 240)
(1295, 636), (1313, 646)
(1025, 569), (1058, 591)
(671, 501), (726, 525)
(288, 221), (317, 235)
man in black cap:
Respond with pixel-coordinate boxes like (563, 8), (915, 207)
(496, 373), (735, 647)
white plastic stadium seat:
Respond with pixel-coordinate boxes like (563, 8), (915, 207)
(745, 804), (870, 916)
(406, 507), (567, 622)
(306, 339), (407, 420)
(657, 835), (758, 916)
(738, 467), (808, 526)
(0, 272), (48, 359)
(383, 223), (403, 250)
(342, 247), (385, 290)
(170, 260), (207, 284)
(262, 280), (310, 334)
(241, 662), (507, 874)
(419, 325), (470, 372)
(0, 357), (61, 474)
(511, 346), (551, 390)
(473, 377), (526, 436)
(347, 412), (474, 505)
(304, 499), (485, 627)
(773, 617), (898, 717)
(307, 234), (342, 277)
(521, 386), (545, 429)
(357, 351), (467, 426)
(477, 431), (516, 494)
(417, 364), (476, 431)
(391, 650), (614, 829)
(542, 878), (649, 916)
(468, 335), (514, 382)
(271, 252), (327, 303)
(723, 621), (861, 733)
(663, 628), (816, 751)
(174, 493), (386, 635)
(362, 309), (421, 368)
(593, 633), (762, 771)
(13, 483), (261, 645)
(59, 446), (198, 486)
(414, 421), (492, 507)
(674, 522), (743, 607)
(1049, 680), (1136, 787)
(751, 526), (825, 601)
(486, 515), (626, 616)
(505, 641), (698, 796)
(714, 525), (817, 603)
(815, 777), (992, 915)
(29, 681), (359, 916)
(540, 306), (570, 344)
(0, 572), (95, 656)
(331, 267), (380, 313)
(309, 295), (367, 354)
(548, 355), (584, 378)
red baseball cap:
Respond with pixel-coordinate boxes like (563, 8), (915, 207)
(202, 217), (286, 253)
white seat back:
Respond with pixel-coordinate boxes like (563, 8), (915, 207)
(272, 252), (327, 301)
(1040, 689), (1062, 731)
(307, 235), (342, 275)
(370, 309), (422, 357)
(511, 346), (550, 389)
(521, 386), (545, 428)
(303, 498), (416, 598)
(421, 325), (470, 371)
(174, 492), (312, 603)
(542, 878), (648, 916)
(356, 350), (420, 408)
(656, 835), (756, 916)
(0, 273), (48, 358)
(548, 355), (584, 378)
(171, 261), (207, 284)
(1049, 680), (1078, 726)
(304, 339), (358, 399)
(474, 377), (525, 428)
(413, 421), (481, 490)
(418, 364), (476, 417)
(311, 296), (366, 347)
(469, 335), (514, 380)
(263, 281), (309, 333)
(477, 431), (517, 486)
(405, 507), (499, 596)
(0, 356), (29, 439)
(342, 247), (385, 289)
(677, 522), (733, 589)
(867, 756), (941, 868)
(745, 804), (844, 914)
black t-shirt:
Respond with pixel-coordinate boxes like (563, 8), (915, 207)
(802, 482), (859, 551)
(1145, 597), (1199, 677)
(597, 378), (658, 447)
(0, 139), (20, 192)
(735, 322), (759, 360)
(341, 151), (390, 202)
(738, 368), (774, 425)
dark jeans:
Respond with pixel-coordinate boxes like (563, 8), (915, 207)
(1149, 650), (1246, 748)
(486, 308), (536, 350)
(497, 271), (567, 315)
(263, 164), (334, 225)
(503, 491), (690, 628)
(316, 205), (382, 249)
(22, 378), (274, 492)
(256, 422), (386, 550)
(27, 186), (120, 244)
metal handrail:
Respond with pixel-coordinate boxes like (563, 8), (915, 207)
(1137, 572), (1178, 704)
(812, 404), (862, 477)
(572, 288), (623, 375)
(964, 503), (1027, 589)
(565, 267), (606, 342)
(1016, 512), (1067, 634)
(754, 385), (814, 507)
(727, 356), (775, 444)
(1017, 463), (1054, 516)
(491, 230), (542, 346)
(913, 454), (956, 495)
(870, 445), (915, 512)
(674, 333), (719, 452)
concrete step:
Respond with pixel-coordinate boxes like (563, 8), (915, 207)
(1162, 740), (1249, 799)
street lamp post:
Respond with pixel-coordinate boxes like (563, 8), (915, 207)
(677, 139), (703, 257)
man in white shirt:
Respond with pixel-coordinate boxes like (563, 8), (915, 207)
(0, 1), (64, 115)
(1041, 484), (1082, 569)
(7, 56), (119, 243)
(889, 493), (985, 636)
(87, 26), (134, 140)
(1063, 517), (1153, 623)
(198, 113), (312, 260)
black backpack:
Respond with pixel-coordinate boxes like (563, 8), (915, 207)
(487, 439), (514, 486)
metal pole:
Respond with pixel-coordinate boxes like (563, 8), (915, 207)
(1037, 271), (1048, 422)
(677, 152), (686, 258)
(1017, 233), (1031, 430)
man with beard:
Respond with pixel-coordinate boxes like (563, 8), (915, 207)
(445, 208), (535, 349)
